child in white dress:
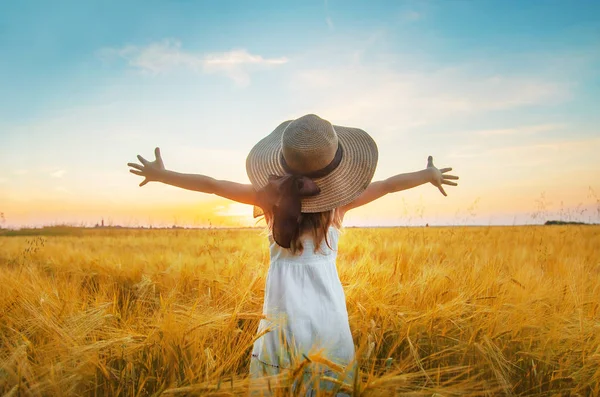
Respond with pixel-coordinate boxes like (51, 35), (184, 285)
(128, 114), (458, 395)
(249, 221), (355, 395)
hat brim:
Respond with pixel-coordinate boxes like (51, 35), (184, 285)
(246, 120), (379, 213)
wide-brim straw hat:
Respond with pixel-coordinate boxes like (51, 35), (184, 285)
(246, 114), (378, 213)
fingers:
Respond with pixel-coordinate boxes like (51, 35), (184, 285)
(127, 162), (144, 171)
(438, 185), (447, 196)
(439, 167), (452, 173)
(427, 155), (434, 168)
(139, 178), (149, 187)
(442, 180), (458, 186)
(443, 174), (459, 180)
(154, 147), (161, 160)
(129, 169), (144, 176)
(137, 155), (149, 166)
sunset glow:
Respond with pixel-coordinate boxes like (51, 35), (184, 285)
(1, 1), (599, 228)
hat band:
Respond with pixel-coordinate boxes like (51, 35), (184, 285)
(280, 144), (344, 179)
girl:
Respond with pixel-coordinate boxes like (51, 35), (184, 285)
(128, 114), (458, 395)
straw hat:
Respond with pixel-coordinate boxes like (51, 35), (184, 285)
(246, 114), (378, 213)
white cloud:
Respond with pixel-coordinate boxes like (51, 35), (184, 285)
(475, 124), (566, 136)
(326, 17), (334, 31)
(401, 10), (422, 21)
(288, 66), (571, 137)
(50, 169), (66, 178)
(13, 169), (28, 175)
(449, 136), (600, 163)
(323, 0), (334, 31)
(99, 39), (288, 86)
(0, 177), (8, 184)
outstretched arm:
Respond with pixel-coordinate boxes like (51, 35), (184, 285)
(127, 147), (258, 206)
(342, 156), (458, 213)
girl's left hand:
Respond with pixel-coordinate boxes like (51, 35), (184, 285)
(128, 147), (166, 187)
(427, 156), (459, 196)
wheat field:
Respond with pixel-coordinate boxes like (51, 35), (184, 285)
(0, 226), (599, 396)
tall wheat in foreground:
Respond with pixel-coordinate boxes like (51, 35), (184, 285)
(1, 226), (599, 395)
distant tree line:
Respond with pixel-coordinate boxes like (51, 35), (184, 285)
(545, 220), (589, 225)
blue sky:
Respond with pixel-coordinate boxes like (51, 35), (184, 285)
(1, 0), (599, 227)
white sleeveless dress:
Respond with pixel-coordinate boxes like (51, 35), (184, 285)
(250, 227), (355, 395)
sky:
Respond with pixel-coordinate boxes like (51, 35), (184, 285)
(1, 0), (599, 228)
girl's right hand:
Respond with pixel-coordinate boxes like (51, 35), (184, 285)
(127, 147), (166, 187)
(426, 155), (459, 196)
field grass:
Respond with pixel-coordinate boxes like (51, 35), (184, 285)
(0, 226), (599, 396)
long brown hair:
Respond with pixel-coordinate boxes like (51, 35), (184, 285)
(265, 209), (341, 254)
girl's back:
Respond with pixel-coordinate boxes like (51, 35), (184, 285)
(251, 226), (354, 370)
(250, 225), (355, 396)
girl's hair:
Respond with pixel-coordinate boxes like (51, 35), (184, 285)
(265, 209), (341, 254)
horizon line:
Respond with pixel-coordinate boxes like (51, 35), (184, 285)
(1, 221), (597, 232)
